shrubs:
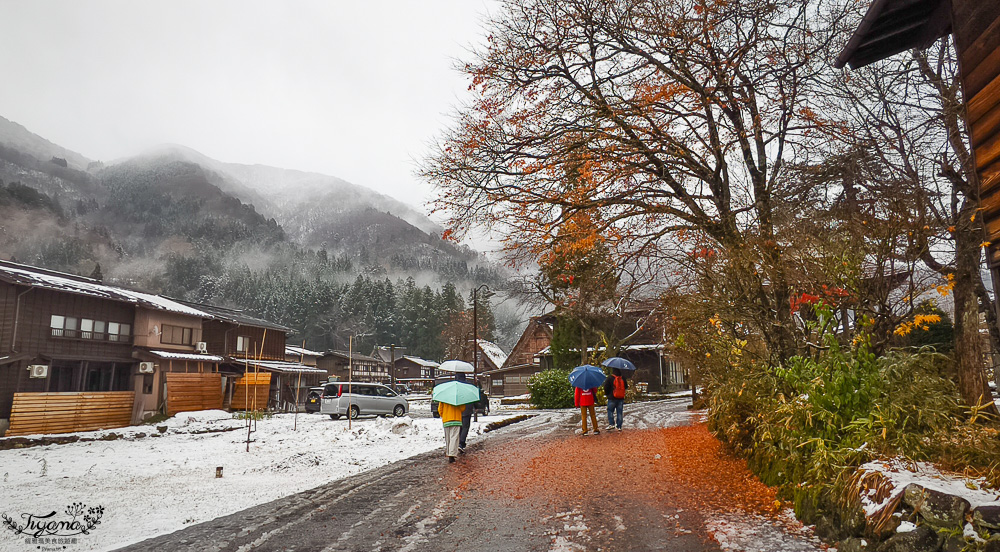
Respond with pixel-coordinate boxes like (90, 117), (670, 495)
(527, 369), (575, 409)
(706, 303), (1000, 531)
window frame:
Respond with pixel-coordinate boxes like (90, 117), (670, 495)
(161, 324), (194, 346)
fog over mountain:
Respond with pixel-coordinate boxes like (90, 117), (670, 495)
(0, 115), (521, 353)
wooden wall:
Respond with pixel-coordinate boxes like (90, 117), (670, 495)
(6, 391), (134, 436)
(165, 372), (223, 415)
(505, 319), (553, 369)
(202, 320), (286, 361)
(133, 309), (204, 350)
(953, 1), (1000, 251)
(230, 372), (271, 410)
(0, 284), (136, 359)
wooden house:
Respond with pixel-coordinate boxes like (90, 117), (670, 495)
(189, 302), (323, 411)
(393, 355), (438, 391)
(0, 262), (139, 436)
(485, 305), (688, 397)
(456, 339), (508, 378)
(504, 315), (555, 369)
(319, 350), (386, 384)
(285, 345), (324, 367)
(130, 294), (222, 418)
(481, 364), (544, 398)
(0, 261), (226, 435)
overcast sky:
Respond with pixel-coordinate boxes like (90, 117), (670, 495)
(0, 0), (494, 212)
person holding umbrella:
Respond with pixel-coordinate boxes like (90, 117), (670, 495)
(438, 360), (477, 454)
(601, 357), (636, 431)
(603, 368), (628, 431)
(569, 364), (605, 435)
(432, 378), (479, 463)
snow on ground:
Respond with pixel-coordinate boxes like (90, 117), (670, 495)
(858, 458), (1000, 516)
(0, 410), (510, 552)
(705, 510), (826, 552)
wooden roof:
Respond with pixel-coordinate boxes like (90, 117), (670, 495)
(835, 0), (951, 69)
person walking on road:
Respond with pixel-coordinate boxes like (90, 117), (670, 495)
(575, 385), (600, 435)
(604, 368), (628, 431)
(456, 372), (473, 454)
(438, 401), (465, 463)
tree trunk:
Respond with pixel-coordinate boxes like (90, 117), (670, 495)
(953, 211), (999, 416)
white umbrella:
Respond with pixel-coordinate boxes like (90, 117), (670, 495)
(438, 360), (475, 373)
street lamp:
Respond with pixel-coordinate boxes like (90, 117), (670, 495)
(472, 284), (490, 422)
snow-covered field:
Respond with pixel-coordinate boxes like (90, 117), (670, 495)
(0, 410), (509, 552)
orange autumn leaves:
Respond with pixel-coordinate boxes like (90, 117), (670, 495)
(511, 423), (782, 517)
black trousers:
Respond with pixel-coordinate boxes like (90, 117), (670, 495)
(459, 406), (473, 448)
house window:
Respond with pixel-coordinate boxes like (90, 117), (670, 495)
(492, 379), (503, 387)
(142, 374), (154, 395)
(50, 315), (79, 338)
(161, 324), (193, 345)
(107, 322), (131, 342)
(236, 336), (250, 353)
(80, 319), (106, 339)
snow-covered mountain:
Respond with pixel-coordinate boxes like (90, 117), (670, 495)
(0, 115), (491, 289)
(133, 144), (442, 239)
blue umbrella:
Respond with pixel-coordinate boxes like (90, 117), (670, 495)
(568, 364), (606, 389)
(602, 357), (637, 371)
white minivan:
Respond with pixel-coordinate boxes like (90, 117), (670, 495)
(320, 382), (409, 420)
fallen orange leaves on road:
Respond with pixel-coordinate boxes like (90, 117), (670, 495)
(461, 422), (780, 518)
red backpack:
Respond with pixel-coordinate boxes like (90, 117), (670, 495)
(612, 375), (626, 399)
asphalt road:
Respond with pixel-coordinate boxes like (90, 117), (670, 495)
(115, 399), (821, 552)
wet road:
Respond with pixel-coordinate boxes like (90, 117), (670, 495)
(115, 400), (823, 552)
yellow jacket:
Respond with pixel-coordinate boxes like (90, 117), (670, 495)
(438, 402), (465, 426)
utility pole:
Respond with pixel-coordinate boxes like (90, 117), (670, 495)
(472, 284), (489, 422)
(389, 344), (396, 391)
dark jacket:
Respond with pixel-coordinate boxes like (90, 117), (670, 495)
(604, 374), (628, 399)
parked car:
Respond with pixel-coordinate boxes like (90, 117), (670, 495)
(305, 382), (340, 413)
(320, 382), (409, 420)
(430, 379), (489, 417)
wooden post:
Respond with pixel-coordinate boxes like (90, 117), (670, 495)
(244, 343), (251, 453)
(348, 335), (353, 431)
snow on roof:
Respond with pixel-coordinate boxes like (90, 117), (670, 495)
(0, 261), (211, 318)
(286, 345), (325, 357)
(126, 289), (210, 318)
(477, 339), (508, 368)
(325, 350), (380, 363)
(534, 343), (663, 356)
(401, 356), (440, 368)
(236, 359), (327, 374)
(148, 350), (225, 362)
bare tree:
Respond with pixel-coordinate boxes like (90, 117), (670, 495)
(423, 0), (850, 365)
(823, 38), (998, 414)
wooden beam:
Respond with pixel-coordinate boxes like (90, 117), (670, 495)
(969, 72), (1000, 125)
(966, 44), (1000, 98)
(975, 122), (1000, 169)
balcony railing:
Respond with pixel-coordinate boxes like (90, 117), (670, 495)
(50, 328), (132, 344)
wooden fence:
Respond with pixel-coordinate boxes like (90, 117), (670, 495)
(166, 373), (223, 415)
(7, 391), (135, 436)
(230, 372), (271, 411)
